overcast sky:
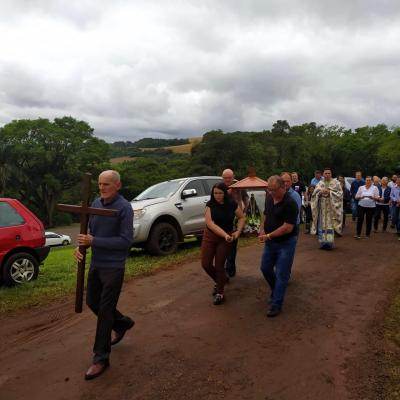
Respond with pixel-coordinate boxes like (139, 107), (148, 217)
(1, 0), (400, 142)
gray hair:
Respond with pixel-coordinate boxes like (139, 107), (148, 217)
(268, 175), (285, 188)
(100, 170), (121, 183)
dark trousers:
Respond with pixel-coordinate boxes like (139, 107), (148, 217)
(356, 206), (375, 236)
(374, 204), (389, 231)
(86, 267), (132, 363)
(201, 228), (232, 294)
(225, 238), (238, 277)
(305, 206), (312, 224)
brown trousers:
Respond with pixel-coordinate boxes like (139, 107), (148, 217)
(201, 228), (232, 294)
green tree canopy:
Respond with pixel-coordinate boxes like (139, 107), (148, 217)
(0, 116), (110, 226)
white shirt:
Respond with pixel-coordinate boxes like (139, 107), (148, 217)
(356, 185), (379, 208)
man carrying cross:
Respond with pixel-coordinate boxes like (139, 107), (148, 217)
(74, 170), (134, 380)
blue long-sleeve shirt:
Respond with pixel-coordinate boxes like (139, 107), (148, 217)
(288, 187), (302, 225)
(89, 193), (134, 269)
(350, 179), (365, 199)
(390, 185), (400, 203)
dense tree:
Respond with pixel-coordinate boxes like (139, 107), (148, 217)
(0, 117), (110, 226)
(2, 116), (400, 228)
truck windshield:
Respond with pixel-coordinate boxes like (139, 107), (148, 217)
(134, 179), (186, 201)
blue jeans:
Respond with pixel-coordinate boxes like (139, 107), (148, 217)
(351, 198), (359, 220)
(260, 236), (297, 308)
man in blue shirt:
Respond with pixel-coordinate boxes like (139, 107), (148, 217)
(281, 172), (302, 226)
(350, 171), (365, 221)
(75, 170), (134, 380)
(310, 170), (323, 187)
(389, 176), (400, 239)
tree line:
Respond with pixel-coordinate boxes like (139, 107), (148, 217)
(1, 117), (399, 226)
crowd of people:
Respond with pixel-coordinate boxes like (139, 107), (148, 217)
(200, 168), (400, 318)
(73, 168), (400, 380)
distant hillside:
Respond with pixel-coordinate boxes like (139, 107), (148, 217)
(110, 136), (202, 159)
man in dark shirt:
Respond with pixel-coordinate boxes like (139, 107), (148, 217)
(350, 171), (365, 221)
(75, 170), (134, 380)
(259, 176), (298, 317)
(291, 171), (306, 199)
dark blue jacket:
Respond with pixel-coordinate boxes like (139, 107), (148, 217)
(89, 193), (133, 269)
(377, 186), (391, 204)
(350, 179), (365, 198)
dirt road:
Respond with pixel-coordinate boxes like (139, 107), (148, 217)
(0, 222), (399, 400)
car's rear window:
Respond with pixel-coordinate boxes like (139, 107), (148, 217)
(0, 202), (25, 227)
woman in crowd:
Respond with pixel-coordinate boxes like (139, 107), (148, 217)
(303, 185), (315, 233)
(338, 176), (351, 230)
(201, 182), (245, 305)
(373, 176), (391, 232)
(354, 176), (380, 239)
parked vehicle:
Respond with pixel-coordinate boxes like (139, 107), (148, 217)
(131, 176), (221, 255)
(0, 198), (50, 286)
(45, 232), (71, 246)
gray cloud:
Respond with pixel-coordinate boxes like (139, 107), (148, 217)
(1, 0), (400, 142)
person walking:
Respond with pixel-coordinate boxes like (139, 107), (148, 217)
(201, 182), (245, 305)
(310, 170), (323, 187)
(373, 176), (391, 233)
(389, 176), (400, 240)
(389, 174), (399, 228)
(259, 176), (298, 318)
(338, 176), (351, 230)
(221, 169), (249, 278)
(75, 170), (134, 380)
(304, 185), (315, 233)
(310, 168), (343, 249)
(350, 171), (365, 221)
(354, 176), (380, 239)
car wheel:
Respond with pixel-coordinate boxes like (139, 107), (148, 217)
(2, 253), (39, 286)
(62, 240), (69, 246)
(146, 222), (179, 256)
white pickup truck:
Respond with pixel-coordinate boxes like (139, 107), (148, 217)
(131, 176), (222, 255)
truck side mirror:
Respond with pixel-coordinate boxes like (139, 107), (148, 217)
(181, 189), (197, 199)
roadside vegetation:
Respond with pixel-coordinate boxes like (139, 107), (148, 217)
(0, 237), (257, 315)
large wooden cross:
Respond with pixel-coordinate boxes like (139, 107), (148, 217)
(57, 173), (118, 313)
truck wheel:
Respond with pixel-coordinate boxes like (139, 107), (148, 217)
(62, 240), (69, 246)
(2, 253), (39, 286)
(146, 222), (178, 256)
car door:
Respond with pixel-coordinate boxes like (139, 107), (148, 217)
(0, 201), (26, 255)
(179, 179), (208, 234)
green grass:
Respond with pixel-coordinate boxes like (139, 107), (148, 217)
(0, 237), (257, 315)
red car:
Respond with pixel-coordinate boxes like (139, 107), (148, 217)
(0, 198), (50, 286)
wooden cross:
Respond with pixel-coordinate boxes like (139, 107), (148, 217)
(57, 173), (118, 313)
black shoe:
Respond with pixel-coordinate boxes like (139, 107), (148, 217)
(267, 306), (281, 318)
(111, 318), (135, 346)
(213, 294), (224, 305)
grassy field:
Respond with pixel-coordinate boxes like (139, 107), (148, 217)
(0, 237), (257, 315)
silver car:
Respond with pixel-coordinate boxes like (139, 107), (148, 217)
(131, 176), (222, 255)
